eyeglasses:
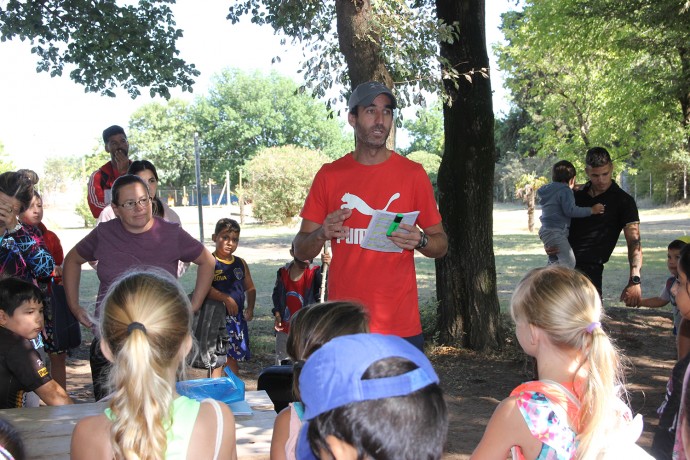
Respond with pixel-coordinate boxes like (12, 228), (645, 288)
(117, 197), (151, 209)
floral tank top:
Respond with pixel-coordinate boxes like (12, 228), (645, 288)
(510, 380), (580, 460)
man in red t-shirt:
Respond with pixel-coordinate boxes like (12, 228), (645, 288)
(294, 81), (448, 351)
(87, 125), (132, 218)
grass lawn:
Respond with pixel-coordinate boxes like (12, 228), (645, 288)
(60, 202), (690, 358)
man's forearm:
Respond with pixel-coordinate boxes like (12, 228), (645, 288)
(627, 240), (642, 276)
(293, 230), (327, 261)
(624, 224), (642, 277)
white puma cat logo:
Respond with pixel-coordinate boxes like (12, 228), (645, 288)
(340, 192), (400, 215)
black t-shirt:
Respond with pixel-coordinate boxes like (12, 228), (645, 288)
(0, 327), (52, 409)
(568, 181), (639, 265)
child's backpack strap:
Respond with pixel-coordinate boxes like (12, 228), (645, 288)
(540, 380), (581, 409)
(189, 294), (228, 372)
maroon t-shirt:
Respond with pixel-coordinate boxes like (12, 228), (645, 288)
(75, 217), (204, 316)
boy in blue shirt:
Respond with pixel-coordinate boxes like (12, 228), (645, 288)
(206, 218), (256, 378)
(538, 160), (604, 268)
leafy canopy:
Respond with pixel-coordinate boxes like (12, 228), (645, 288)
(0, 0), (199, 98)
(128, 99), (197, 187)
(193, 69), (352, 180)
(496, 0), (690, 170)
(226, 0), (460, 110)
(127, 69), (352, 188)
(0, 141), (13, 172)
(403, 102), (444, 156)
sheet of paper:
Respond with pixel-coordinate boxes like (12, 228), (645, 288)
(360, 210), (420, 253)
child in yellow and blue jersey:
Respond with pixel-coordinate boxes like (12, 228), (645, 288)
(206, 218), (256, 378)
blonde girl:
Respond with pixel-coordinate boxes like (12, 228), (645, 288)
(71, 269), (237, 460)
(472, 265), (641, 460)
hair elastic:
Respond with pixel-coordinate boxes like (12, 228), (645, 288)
(127, 322), (147, 336)
(0, 445), (15, 460)
(585, 321), (601, 334)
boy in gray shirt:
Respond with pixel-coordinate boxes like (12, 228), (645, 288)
(538, 160), (604, 268)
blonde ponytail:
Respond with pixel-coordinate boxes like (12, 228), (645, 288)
(100, 269), (192, 459)
(510, 266), (625, 459)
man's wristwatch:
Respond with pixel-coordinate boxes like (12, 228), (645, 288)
(416, 230), (429, 250)
(629, 275), (641, 285)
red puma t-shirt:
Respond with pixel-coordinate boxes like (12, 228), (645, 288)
(301, 152), (441, 337)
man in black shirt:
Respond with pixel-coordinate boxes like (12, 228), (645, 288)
(567, 147), (642, 305)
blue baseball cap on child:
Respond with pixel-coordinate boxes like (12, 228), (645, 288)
(296, 333), (439, 459)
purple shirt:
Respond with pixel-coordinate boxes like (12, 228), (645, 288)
(75, 217), (204, 316)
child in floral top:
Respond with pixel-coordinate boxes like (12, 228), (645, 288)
(471, 266), (647, 460)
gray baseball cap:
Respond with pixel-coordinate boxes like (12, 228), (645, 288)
(348, 81), (397, 112)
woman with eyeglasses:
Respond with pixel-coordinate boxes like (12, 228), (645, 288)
(95, 160), (188, 277)
(62, 174), (215, 401)
(97, 160), (180, 224)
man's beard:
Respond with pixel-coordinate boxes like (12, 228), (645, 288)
(357, 125), (390, 148)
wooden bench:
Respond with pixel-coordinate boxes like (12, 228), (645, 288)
(0, 390), (276, 459)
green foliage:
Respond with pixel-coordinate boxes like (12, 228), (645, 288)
(496, 0), (690, 190)
(81, 151), (110, 177)
(515, 173), (548, 196)
(407, 151), (441, 195)
(0, 1), (199, 98)
(74, 197), (97, 228)
(192, 69), (351, 183)
(246, 145), (329, 223)
(0, 141), (14, 172)
(403, 103), (444, 156)
(226, 0), (462, 109)
(42, 156), (83, 196)
(494, 108), (555, 202)
(128, 99), (196, 187)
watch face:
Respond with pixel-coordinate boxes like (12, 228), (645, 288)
(631, 276), (641, 284)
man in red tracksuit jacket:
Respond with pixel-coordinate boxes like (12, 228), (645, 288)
(87, 125), (132, 218)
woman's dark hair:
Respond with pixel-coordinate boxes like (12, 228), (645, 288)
(307, 357), (448, 460)
(111, 175), (150, 207)
(0, 172), (34, 212)
(128, 160), (163, 217)
(0, 417), (26, 460)
(128, 160), (159, 181)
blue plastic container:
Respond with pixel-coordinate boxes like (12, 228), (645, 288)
(176, 368), (245, 404)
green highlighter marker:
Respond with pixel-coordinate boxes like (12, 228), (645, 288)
(386, 213), (404, 237)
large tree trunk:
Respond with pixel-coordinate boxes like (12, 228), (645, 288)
(435, 0), (501, 350)
(336, 0), (396, 146)
(335, 0), (392, 88)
